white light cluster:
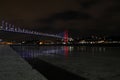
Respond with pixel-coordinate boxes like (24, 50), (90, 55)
(1, 21), (64, 39)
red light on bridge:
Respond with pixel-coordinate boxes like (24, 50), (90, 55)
(64, 30), (68, 44)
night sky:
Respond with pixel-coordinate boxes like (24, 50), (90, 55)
(0, 0), (120, 37)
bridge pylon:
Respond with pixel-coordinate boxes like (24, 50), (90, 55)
(64, 30), (68, 44)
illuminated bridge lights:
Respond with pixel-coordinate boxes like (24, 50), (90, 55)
(0, 21), (68, 39)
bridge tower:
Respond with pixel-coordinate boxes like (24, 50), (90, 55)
(64, 30), (68, 44)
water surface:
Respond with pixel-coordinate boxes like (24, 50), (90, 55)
(11, 45), (120, 80)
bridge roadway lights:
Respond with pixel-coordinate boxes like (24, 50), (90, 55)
(1, 21), (71, 42)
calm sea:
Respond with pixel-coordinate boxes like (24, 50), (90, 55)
(11, 45), (120, 59)
(11, 45), (120, 80)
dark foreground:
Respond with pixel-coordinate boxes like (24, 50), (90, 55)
(26, 58), (86, 80)
(0, 45), (47, 80)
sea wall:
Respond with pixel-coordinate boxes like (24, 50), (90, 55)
(0, 45), (47, 80)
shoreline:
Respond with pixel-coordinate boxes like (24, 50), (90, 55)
(0, 45), (47, 80)
(11, 43), (120, 47)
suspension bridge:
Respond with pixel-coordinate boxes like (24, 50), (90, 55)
(0, 21), (71, 44)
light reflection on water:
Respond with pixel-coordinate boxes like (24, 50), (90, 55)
(12, 46), (74, 58)
(11, 46), (120, 80)
(11, 46), (120, 59)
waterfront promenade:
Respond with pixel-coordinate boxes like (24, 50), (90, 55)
(0, 45), (47, 80)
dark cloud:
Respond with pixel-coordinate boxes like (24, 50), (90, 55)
(0, 0), (120, 37)
(51, 11), (92, 20)
(34, 11), (93, 32)
(80, 0), (101, 9)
